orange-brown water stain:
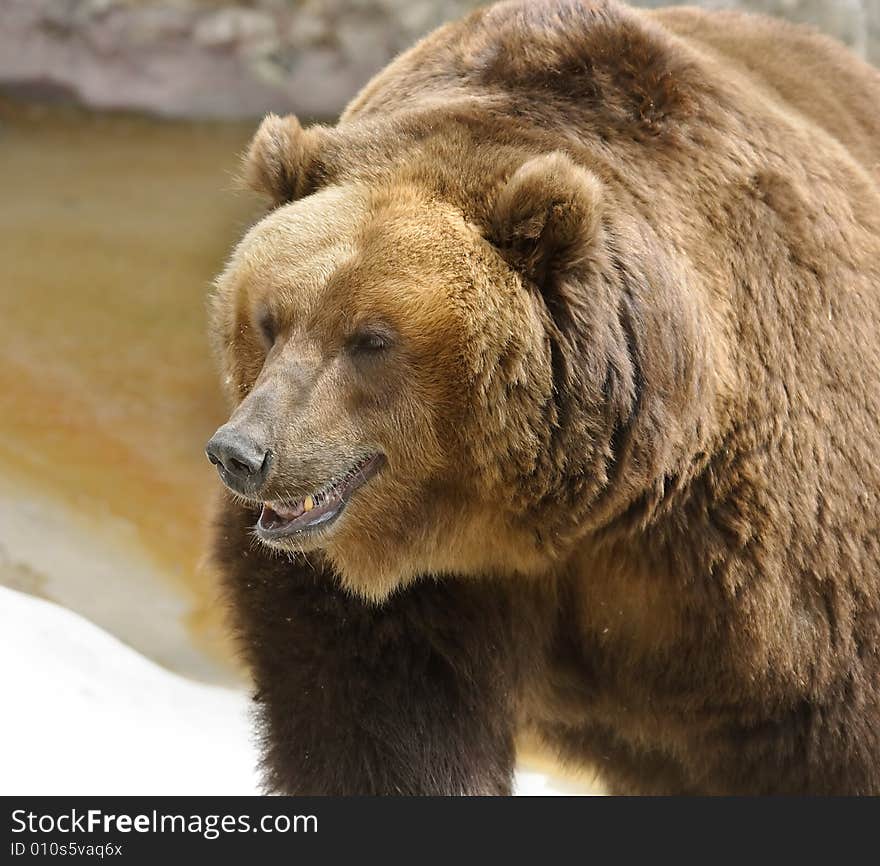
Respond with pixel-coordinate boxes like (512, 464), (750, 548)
(0, 97), (265, 670)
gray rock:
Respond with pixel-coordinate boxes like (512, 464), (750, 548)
(0, 0), (876, 119)
(635, 0), (872, 58)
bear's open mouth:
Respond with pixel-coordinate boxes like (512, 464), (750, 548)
(255, 452), (385, 541)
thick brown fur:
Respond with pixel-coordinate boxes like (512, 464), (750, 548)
(210, 0), (880, 795)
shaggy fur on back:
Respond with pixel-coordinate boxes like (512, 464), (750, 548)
(211, 0), (880, 795)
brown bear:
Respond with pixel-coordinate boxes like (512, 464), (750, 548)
(206, 0), (880, 795)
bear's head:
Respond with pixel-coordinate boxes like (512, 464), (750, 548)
(208, 114), (716, 600)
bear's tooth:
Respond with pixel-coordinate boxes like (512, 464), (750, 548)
(303, 495), (315, 512)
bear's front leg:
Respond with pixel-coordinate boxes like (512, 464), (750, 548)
(216, 503), (521, 795)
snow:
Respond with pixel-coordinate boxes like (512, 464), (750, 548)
(0, 586), (584, 795)
(0, 585), (260, 795)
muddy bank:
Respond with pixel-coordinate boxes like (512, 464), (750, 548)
(0, 98), (262, 681)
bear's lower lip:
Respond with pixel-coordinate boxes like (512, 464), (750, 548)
(255, 453), (384, 541)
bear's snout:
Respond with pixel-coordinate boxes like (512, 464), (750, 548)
(205, 424), (272, 496)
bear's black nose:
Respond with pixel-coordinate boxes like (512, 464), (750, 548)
(205, 426), (271, 495)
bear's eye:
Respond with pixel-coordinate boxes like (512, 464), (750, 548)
(348, 327), (393, 356)
(256, 308), (277, 348)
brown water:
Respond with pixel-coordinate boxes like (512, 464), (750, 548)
(0, 98), (263, 679)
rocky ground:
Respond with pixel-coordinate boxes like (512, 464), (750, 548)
(0, 0), (877, 120)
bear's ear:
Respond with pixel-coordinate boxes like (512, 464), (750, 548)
(488, 152), (604, 288)
(240, 113), (326, 207)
